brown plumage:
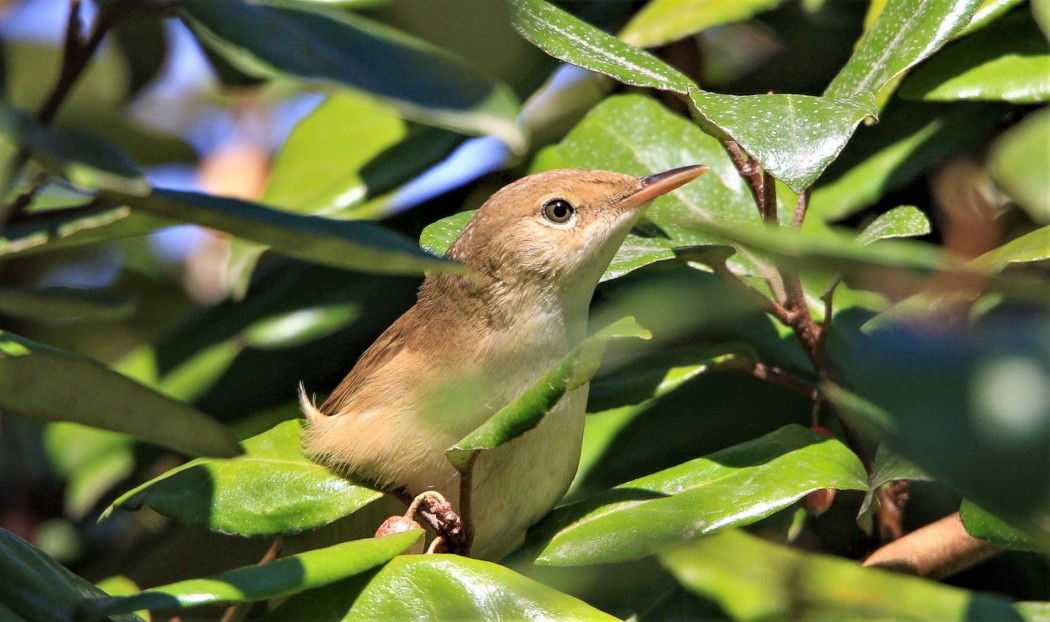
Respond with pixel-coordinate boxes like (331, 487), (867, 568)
(301, 165), (707, 560)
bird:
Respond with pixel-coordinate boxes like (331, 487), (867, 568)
(300, 164), (708, 560)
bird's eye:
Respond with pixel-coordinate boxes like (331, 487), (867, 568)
(542, 199), (575, 224)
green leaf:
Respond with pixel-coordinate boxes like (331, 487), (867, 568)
(837, 316), (1050, 526)
(514, 0), (878, 193)
(811, 101), (1007, 221)
(968, 225), (1050, 271)
(446, 317), (651, 472)
(44, 423), (135, 520)
(660, 529), (1022, 621)
(619, 0), (789, 48)
(179, 0), (524, 150)
(988, 107), (1050, 224)
(0, 104), (149, 195)
(0, 330), (241, 458)
(825, 0), (984, 100)
(262, 554), (620, 621)
(528, 424), (867, 566)
(960, 500), (1045, 552)
(857, 445), (929, 533)
(0, 529), (142, 622)
(0, 286), (135, 322)
(228, 91), (461, 296)
(106, 419), (383, 536)
(513, 0), (694, 94)
(103, 188), (461, 277)
(549, 95), (762, 276)
(112, 15), (169, 99)
(0, 205), (167, 260)
(900, 12), (1050, 103)
(856, 205), (931, 244)
(77, 532), (421, 620)
(686, 89), (877, 192)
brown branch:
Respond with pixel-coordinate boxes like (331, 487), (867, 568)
(761, 171), (777, 223)
(708, 356), (818, 400)
(874, 480), (909, 543)
(722, 140), (765, 216)
(864, 512), (1000, 580)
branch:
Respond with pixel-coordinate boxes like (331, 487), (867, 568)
(722, 140), (765, 217)
(864, 512), (1000, 580)
(761, 171), (777, 223)
(791, 186), (811, 228)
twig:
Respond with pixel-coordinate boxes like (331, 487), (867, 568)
(874, 480), (909, 543)
(707, 356), (818, 400)
(761, 171), (777, 223)
(791, 187), (811, 228)
(219, 536), (283, 622)
(723, 140), (765, 216)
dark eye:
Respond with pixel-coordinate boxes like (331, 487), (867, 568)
(542, 199), (575, 224)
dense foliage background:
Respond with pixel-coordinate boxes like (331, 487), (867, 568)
(1, 0), (1048, 619)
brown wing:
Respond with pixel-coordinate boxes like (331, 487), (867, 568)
(318, 306), (415, 416)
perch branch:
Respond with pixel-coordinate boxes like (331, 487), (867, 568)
(864, 512), (1000, 580)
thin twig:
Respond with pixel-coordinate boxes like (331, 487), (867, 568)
(761, 171), (777, 223)
(791, 187), (812, 228)
(707, 356), (818, 400)
(722, 140), (765, 216)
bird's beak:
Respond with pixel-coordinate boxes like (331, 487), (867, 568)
(615, 164), (710, 212)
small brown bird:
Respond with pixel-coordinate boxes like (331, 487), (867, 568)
(301, 165), (708, 559)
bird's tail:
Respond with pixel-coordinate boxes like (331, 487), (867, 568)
(298, 382), (326, 423)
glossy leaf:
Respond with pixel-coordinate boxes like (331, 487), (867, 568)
(228, 92), (461, 296)
(106, 419), (383, 536)
(262, 554), (619, 621)
(528, 424), (867, 566)
(811, 101), (1007, 221)
(960, 500), (1045, 552)
(900, 12), (1050, 103)
(104, 188), (460, 277)
(988, 107), (1050, 224)
(0, 330), (241, 458)
(77, 532), (421, 620)
(619, 0), (788, 48)
(179, 0), (524, 150)
(825, 0), (983, 100)
(0, 529), (141, 622)
(514, 0), (879, 193)
(447, 317), (651, 472)
(856, 205), (931, 244)
(660, 529), (1022, 621)
(687, 89), (877, 192)
(962, 0), (1026, 35)
(0, 286), (135, 322)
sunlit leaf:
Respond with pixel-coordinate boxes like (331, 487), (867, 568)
(619, 0), (788, 48)
(529, 425), (867, 565)
(961, 500), (1046, 552)
(856, 205), (931, 244)
(988, 107), (1050, 224)
(77, 532), (421, 620)
(262, 554), (620, 621)
(106, 420), (382, 536)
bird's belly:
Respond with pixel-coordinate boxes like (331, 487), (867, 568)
(465, 385), (588, 560)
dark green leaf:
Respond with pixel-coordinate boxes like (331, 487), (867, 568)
(0, 286), (135, 322)
(179, 0), (524, 150)
(857, 445), (930, 533)
(77, 532), (421, 620)
(660, 529), (1022, 621)
(262, 554), (620, 621)
(836, 316), (1050, 526)
(825, 0), (984, 100)
(103, 188), (461, 277)
(0, 529), (142, 622)
(0, 330), (241, 458)
(619, 0), (789, 48)
(0, 206), (167, 260)
(529, 425), (867, 566)
(112, 15), (169, 98)
(106, 419), (382, 536)
(856, 205), (931, 244)
(447, 317), (650, 472)
(960, 500), (1045, 552)
(811, 101), (1007, 221)
(900, 12), (1050, 103)
(988, 107), (1050, 224)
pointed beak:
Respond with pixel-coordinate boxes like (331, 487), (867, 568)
(615, 164), (709, 212)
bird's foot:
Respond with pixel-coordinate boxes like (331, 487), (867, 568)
(408, 490), (468, 555)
